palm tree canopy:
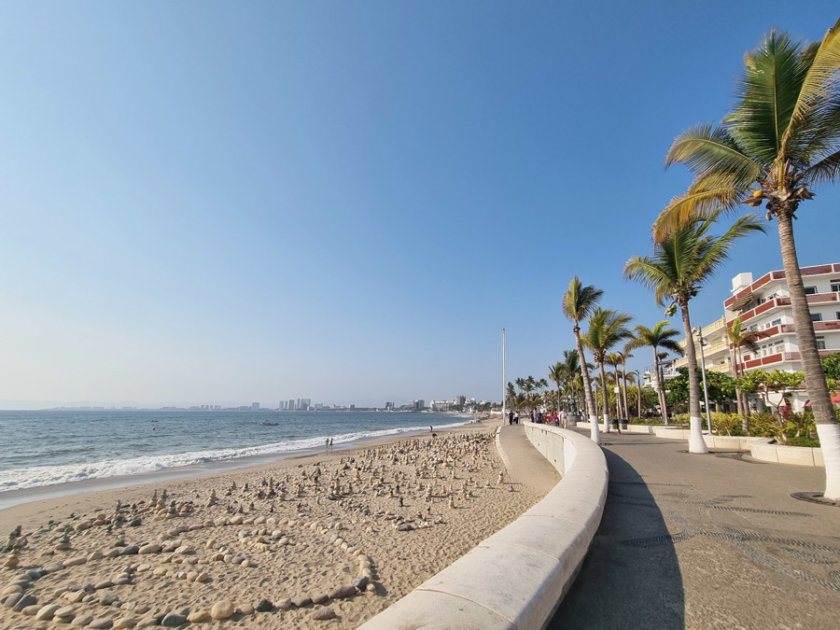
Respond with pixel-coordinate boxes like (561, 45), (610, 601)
(630, 321), (684, 357)
(563, 276), (604, 326)
(655, 19), (840, 240)
(625, 210), (765, 307)
(584, 309), (633, 363)
(727, 316), (767, 351)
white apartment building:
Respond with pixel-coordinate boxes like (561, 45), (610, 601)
(672, 316), (733, 375)
(665, 262), (840, 412)
(724, 262), (840, 373)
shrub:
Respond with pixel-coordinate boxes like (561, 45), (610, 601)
(711, 412), (744, 436)
(747, 412), (785, 441)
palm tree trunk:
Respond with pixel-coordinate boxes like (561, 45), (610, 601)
(655, 351), (670, 425)
(599, 362), (610, 433)
(573, 326), (601, 444)
(776, 212), (840, 500)
(679, 301), (709, 454)
(620, 360), (630, 422)
(557, 385), (564, 427)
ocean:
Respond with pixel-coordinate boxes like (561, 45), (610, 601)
(0, 409), (470, 505)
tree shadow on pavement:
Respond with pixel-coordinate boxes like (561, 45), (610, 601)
(548, 448), (685, 629)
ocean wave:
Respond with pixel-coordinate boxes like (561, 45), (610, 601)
(0, 419), (471, 492)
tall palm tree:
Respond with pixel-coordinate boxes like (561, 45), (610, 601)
(654, 22), (840, 492)
(625, 211), (764, 453)
(620, 345), (634, 422)
(584, 308), (633, 434)
(563, 277), (604, 444)
(726, 315), (767, 424)
(548, 362), (567, 425)
(606, 352), (625, 418)
(561, 350), (585, 419)
(630, 322), (683, 425)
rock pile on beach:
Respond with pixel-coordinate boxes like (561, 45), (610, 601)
(0, 427), (542, 629)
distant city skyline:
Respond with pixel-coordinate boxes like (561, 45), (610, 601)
(2, 3), (838, 409)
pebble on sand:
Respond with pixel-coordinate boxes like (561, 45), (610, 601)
(210, 600), (235, 620)
(312, 607), (337, 620)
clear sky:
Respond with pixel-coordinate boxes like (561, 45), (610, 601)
(1, 2), (838, 409)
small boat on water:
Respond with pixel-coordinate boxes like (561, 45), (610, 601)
(261, 421), (279, 426)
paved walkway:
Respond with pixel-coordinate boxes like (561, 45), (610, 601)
(495, 422), (560, 495)
(548, 429), (840, 629)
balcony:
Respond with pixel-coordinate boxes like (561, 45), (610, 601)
(741, 348), (840, 372)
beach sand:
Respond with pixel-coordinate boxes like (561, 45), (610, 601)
(0, 420), (548, 629)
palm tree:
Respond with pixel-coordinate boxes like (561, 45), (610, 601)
(627, 370), (642, 421)
(654, 22), (840, 492)
(607, 352), (625, 418)
(631, 322), (683, 425)
(620, 345), (634, 422)
(625, 211), (764, 452)
(548, 362), (567, 426)
(726, 315), (767, 425)
(563, 277), (604, 444)
(560, 349), (585, 419)
(584, 308), (633, 434)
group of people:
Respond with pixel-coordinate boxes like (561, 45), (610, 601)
(507, 409), (569, 428)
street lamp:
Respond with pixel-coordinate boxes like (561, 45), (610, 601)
(631, 369), (641, 421)
(694, 326), (713, 434)
(501, 328), (507, 423)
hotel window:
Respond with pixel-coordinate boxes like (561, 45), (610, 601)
(836, 311), (840, 320)
(816, 336), (826, 350)
(804, 286), (817, 295)
(771, 318), (782, 326)
(812, 313), (823, 322)
(831, 279), (840, 292)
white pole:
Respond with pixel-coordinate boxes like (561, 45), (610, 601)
(695, 326), (713, 434)
(501, 328), (507, 422)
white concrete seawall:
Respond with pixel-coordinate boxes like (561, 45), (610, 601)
(577, 421), (825, 467)
(358, 423), (608, 630)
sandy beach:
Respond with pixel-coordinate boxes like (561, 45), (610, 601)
(0, 420), (548, 629)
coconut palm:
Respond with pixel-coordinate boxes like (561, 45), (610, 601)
(584, 308), (633, 434)
(548, 362), (567, 425)
(630, 322), (683, 425)
(563, 277), (604, 444)
(606, 352), (625, 418)
(625, 211), (764, 452)
(654, 22), (840, 492)
(620, 345), (634, 423)
(726, 315), (768, 425)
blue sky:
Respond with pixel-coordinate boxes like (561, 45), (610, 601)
(1, 2), (838, 408)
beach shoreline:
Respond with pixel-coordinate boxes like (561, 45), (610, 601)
(0, 415), (478, 513)
(0, 416), (545, 629)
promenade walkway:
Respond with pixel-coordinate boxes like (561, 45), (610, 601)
(495, 422), (560, 495)
(549, 429), (840, 629)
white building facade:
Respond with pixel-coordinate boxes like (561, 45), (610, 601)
(724, 262), (840, 373)
(664, 263), (840, 413)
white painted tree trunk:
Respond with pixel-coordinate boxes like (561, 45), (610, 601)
(688, 416), (708, 454)
(589, 414), (601, 445)
(816, 422), (840, 501)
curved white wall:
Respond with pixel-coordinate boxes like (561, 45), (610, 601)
(358, 423), (608, 629)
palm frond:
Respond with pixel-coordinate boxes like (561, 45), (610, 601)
(728, 30), (812, 164)
(563, 276), (603, 323)
(803, 146), (840, 184)
(665, 123), (763, 181)
(652, 174), (748, 244)
(781, 17), (840, 158)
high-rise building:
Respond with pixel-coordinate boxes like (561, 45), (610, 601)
(251, 402), (260, 410)
(455, 395), (466, 406)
